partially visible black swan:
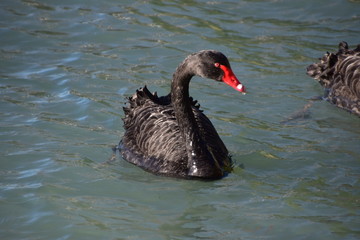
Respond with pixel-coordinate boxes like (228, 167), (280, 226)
(119, 50), (246, 179)
(307, 41), (360, 116)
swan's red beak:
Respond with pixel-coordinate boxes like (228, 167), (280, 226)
(220, 65), (246, 94)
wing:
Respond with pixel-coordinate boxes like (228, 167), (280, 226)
(193, 108), (231, 170)
(121, 87), (188, 176)
(120, 86), (231, 176)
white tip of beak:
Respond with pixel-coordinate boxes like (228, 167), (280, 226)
(236, 84), (246, 94)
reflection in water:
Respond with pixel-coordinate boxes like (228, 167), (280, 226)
(159, 204), (217, 239)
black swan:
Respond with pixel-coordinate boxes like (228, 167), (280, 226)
(119, 50), (246, 179)
(307, 41), (360, 117)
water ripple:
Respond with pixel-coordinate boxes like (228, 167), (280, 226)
(1, 182), (42, 191)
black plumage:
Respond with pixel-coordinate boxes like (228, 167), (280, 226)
(119, 50), (245, 179)
(307, 41), (360, 116)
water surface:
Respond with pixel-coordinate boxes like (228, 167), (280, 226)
(1, 0), (359, 239)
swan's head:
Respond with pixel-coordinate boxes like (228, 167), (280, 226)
(191, 50), (246, 93)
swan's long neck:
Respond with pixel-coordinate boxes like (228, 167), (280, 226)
(171, 63), (194, 131)
(171, 62), (198, 147)
(171, 61), (222, 178)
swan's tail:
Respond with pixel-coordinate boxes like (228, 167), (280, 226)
(306, 42), (360, 116)
(307, 42), (360, 88)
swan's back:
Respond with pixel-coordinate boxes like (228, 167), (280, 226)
(120, 86), (230, 178)
(307, 41), (360, 116)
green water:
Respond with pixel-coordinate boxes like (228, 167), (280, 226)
(1, 0), (359, 239)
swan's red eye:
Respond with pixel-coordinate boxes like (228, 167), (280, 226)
(214, 63), (220, 68)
